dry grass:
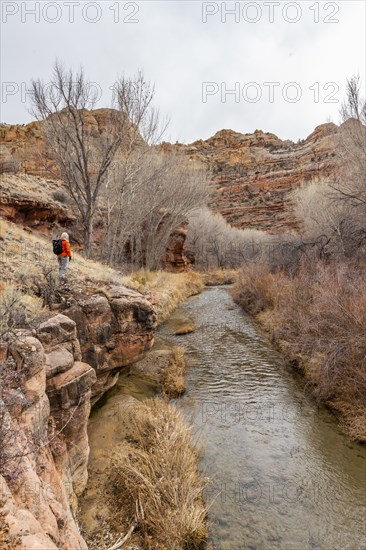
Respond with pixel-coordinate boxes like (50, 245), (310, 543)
(174, 321), (196, 335)
(161, 347), (187, 398)
(109, 398), (207, 550)
(123, 269), (204, 324)
(232, 264), (277, 315)
(0, 218), (124, 291)
(0, 220), (204, 324)
(201, 268), (238, 286)
(233, 261), (366, 441)
(0, 174), (64, 204)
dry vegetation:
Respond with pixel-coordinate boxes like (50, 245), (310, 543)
(0, 174), (66, 205)
(0, 218), (121, 287)
(200, 268), (238, 286)
(113, 402), (207, 549)
(123, 269), (204, 324)
(232, 77), (366, 440)
(107, 398), (207, 550)
(161, 347), (187, 398)
(187, 207), (270, 270)
(232, 261), (366, 441)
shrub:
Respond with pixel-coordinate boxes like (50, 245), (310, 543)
(0, 285), (42, 338)
(52, 189), (69, 204)
(232, 264), (276, 315)
(31, 261), (59, 307)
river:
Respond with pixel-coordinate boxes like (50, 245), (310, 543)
(156, 286), (366, 550)
(88, 285), (366, 550)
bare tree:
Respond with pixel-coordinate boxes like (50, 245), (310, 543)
(30, 62), (136, 256)
(291, 179), (359, 258)
(103, 71), (168, 264)
(187, 208), (270, 270)
(104, 152), (208, 270)
(292, 77), (366, 260)
(335, 75), (366, 209)
(340, 75), (366, 125)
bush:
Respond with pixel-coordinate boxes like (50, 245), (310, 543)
(52, 189), (69, 204)
(0, 285), (42, 338)
(187, 207), (270, 270)
(31, 262), (59, 307)
(232, 264), (276, 315)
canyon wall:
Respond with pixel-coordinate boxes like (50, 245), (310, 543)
(162, 122), (342, 233)
(0, 285), (156, 549)
(1, 112), (344, 238)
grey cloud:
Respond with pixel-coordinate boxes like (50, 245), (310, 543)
(1, 0), (365, 143)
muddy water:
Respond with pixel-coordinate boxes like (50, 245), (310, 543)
(158, 286), (366, 550)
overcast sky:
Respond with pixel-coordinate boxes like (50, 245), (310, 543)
(1, 0), (365, 143)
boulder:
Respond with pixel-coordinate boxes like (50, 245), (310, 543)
(37, 314), (78, 347)
(46, 362), (96, 410)
(64, 285), (157, 398)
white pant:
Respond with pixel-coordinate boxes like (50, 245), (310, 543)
(58, 256), (69, 278)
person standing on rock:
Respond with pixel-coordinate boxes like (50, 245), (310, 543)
(55, 232), (72, 279)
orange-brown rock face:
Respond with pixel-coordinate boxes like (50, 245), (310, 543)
(1, 110), (343, 236)
(0, 109), (121, 177)
(28, 285), (157, 403)
(1, 326), (90, 549)
(0, 285), (157, 549)
(162, 223), (190, 272)
(62, 286), (157, 401)
(162, 122), (342, 233)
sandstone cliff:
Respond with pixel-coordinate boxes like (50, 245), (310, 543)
(1, 112), (343, 236)
(161, 122), (342, 232)
(0, 282), (157, 548)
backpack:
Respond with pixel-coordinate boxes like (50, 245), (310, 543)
(52, 238), (63, 255)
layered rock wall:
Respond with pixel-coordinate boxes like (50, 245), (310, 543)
(1, 111), (344, 237)
(0, 285), (157, 549)
(163, 123), (342, 232)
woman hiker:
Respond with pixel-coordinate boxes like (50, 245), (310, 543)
(57, 232), (72, 279)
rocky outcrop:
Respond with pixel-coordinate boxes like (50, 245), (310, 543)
(162, 223), (190, 272)
(0, 174), (76, 236)
(0, 282), (157, 549)
(61, 285), (157, 401)
(36, 314), (96, 504)
(130, 349), (177, 385)
(0, 325), (91, 549)
(160, 122), (344, 232)
(0, 110), (119, 177)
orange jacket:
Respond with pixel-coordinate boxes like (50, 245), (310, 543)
(58, 238), (72, 258)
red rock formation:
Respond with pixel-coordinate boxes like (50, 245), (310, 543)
(0, 285), (157, 549)
(1, 327), (90, 549)
(162, 223), (190, 272)
(163, 122), (342, 233)
(61, 285), (157, 401)
(0, 111), (345, 236)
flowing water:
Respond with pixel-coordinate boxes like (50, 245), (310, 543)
(156, 286), (366, 550)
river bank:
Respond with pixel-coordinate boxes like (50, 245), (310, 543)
(0, 220), (209, 550)
(232, 263), (366, 442)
